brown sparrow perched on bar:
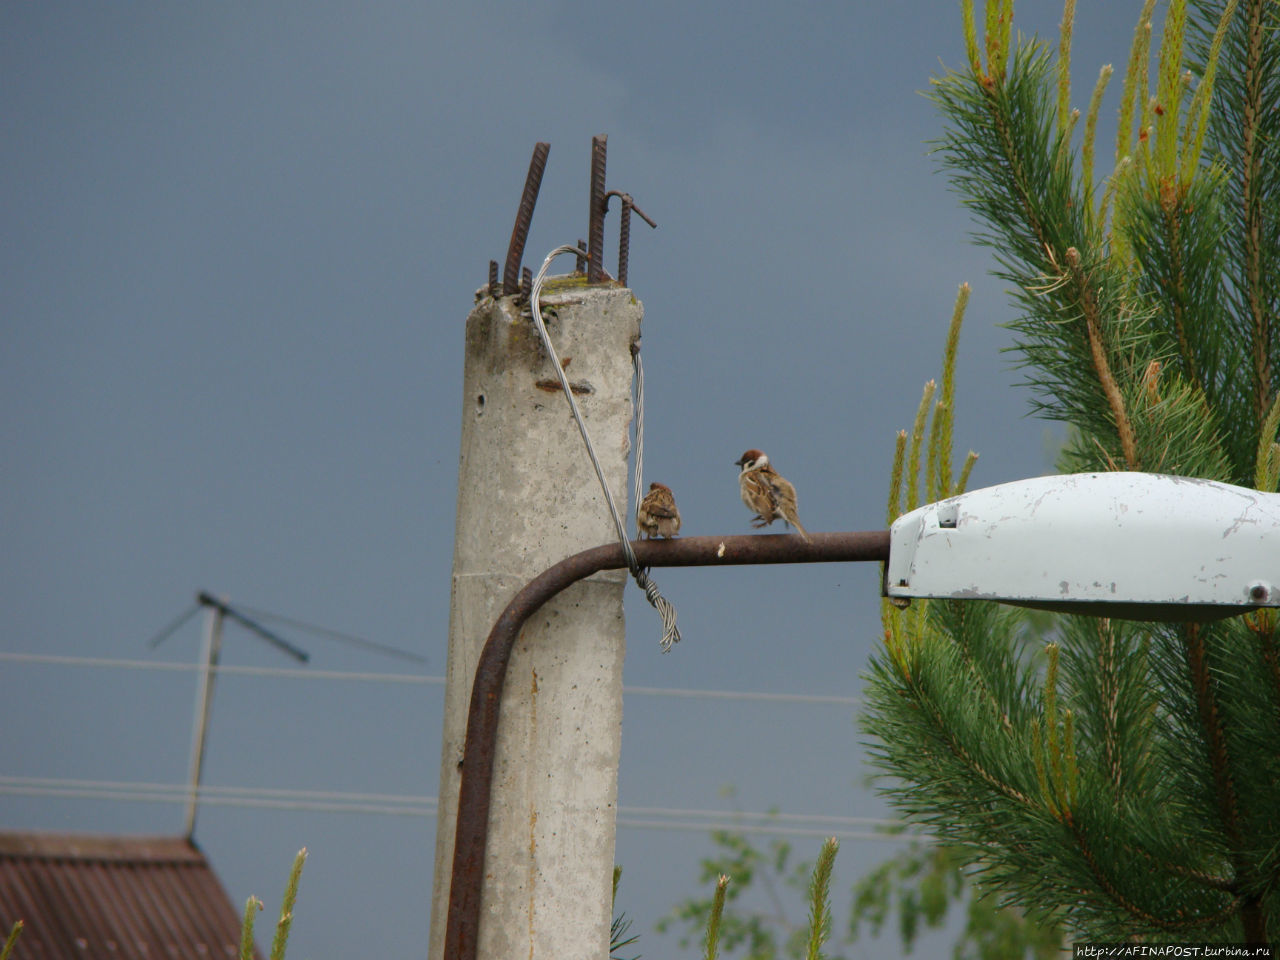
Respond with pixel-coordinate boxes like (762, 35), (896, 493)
(735, 449), (811, 542)
(636, 481), (682, 539)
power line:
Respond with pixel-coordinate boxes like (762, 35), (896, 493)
(0, 651), (860, 705)
(614, 818), (907, 841)
(623, 685), (861, 707)
(0, 776), (913, 840)
(621, 804), (898, 828)
(0, 652), (440, 685)
(0, 778), (434, 818)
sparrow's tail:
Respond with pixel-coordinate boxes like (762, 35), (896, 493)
(789, 517), (812, 543)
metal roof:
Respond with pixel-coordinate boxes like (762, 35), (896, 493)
(0, 832), (260, 959)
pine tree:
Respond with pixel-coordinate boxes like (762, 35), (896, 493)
(864, 0), (1280, 947)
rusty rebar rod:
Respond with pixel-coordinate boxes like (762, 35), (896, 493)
(502, 142), (550, 295)
(443, 529), (890, 960)
(587, 134), (607, 283)
(605, 191), (656, 288)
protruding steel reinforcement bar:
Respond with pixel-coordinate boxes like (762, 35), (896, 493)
(443, 529), (891, 960)
(502, 142), (551, 295)
(587, 134), (608, 283)
(604, 191), (657, 288)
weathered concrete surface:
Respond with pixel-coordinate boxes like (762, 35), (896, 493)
(428, 281), (640, 960)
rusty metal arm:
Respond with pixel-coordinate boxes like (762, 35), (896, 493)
(444, 529), (890, 960)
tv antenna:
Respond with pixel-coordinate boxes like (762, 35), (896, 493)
(151, 591), (309, 838)
(147, 590), (425, 837)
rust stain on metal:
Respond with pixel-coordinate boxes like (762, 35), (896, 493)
(442, 530), (891, 960)
(534, 379), (593, 394)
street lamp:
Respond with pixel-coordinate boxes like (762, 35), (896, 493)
(886, 471), (1280, 621)
(446, 471), (1280, 960)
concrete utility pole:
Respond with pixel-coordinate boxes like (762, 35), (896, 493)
(428, 279), (641, 960)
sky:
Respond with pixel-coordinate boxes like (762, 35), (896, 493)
(2, 3), (1148, 957)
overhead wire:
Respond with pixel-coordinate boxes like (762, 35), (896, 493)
(0, 776), (911, 840)
(0, 652), (439, 685)
(0, 651), (861, 704)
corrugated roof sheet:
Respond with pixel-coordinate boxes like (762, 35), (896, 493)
(0, 832), (260, 959)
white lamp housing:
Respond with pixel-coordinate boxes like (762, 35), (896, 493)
(886, 472), (1280, 621)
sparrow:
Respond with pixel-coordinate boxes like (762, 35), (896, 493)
(736, 449), (811, 542)
(637, 481), (682, 539)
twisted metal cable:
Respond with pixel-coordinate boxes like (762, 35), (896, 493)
(528, 245), (681, 650)
(630, 335), (681, 650)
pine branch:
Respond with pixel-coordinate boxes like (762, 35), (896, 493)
(1063, 245), (1141, 468)
(804, 839), (838, 960)
(867, 1), (1280, 942)
(1252, 614), (1280, 730)
(240, 897), (263, 960)
(704, 874), (729, 960)
(1240, 0), (1271, 422)
(1082, 64), (1113, 203)
(917, 691), (1037, 810)
(1155, 0), (1191, 181)
(1183, 624), (1243, 848)
(269, 848), (307, 960)
(939, 601), (1016, 736)
(0, 922), (22, 960)
(1254, 389), (1280, 488)
(1056, 0), (1077, 137)
(906, 381), (935, 512)
(1070, 821), (1244, 931)
(886, 429), (907, 526)
(1180, 624), (1270, 941)
(1104, 0), (1157, 245)
(1181, 0), (1240, 184)
(938, 283), (969, 497)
